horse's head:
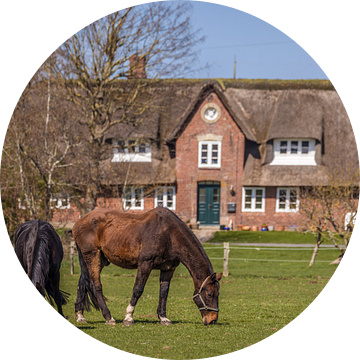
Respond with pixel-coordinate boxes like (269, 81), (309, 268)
(193, 272), (222, 325)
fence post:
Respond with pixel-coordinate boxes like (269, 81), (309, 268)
(223, 242), (230, 277)
(70, 240), (75, 275)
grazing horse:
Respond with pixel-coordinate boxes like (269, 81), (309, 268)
(14, 220), (68, 317)
(73, 207), (222, 326)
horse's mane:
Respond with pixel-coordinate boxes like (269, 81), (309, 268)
(157, 207), (214, 274)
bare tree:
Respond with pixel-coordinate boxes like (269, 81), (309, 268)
(299, 170), (359, 266)
(51, 2), (203, 215)
(1, 62), (78, 231)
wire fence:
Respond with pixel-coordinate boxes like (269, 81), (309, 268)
(61, 241), (340, 275)
(205, 242), (340, 275)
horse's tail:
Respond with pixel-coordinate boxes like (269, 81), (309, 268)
(75, 244), (101, 312)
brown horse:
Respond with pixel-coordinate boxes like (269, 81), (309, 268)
(73, 207), (222, 326)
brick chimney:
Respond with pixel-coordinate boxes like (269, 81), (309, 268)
(128, 54), (147, 79)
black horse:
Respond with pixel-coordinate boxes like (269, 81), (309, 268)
(14, 220), (69, 317)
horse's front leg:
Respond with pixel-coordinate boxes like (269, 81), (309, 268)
(123, 261), (153, 326)
(157, 269), (175, 326)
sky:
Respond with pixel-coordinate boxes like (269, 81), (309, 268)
(189, 1), (327, 80)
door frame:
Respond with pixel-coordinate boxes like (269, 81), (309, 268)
(197, 181), (221, 225)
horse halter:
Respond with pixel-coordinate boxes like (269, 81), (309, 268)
(193, 275), (219, 312)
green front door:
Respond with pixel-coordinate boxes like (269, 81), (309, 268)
(197, 182), (220, 225)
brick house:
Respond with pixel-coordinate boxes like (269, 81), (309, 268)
(52, 79), (358, 230)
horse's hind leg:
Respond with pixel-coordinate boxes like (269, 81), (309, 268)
(75, 270), (88, 323)
(157, 269), (175, 326)
(50, 271), (66, 318)
(75, 244), (114, 324)
(124, 261), (153, 326)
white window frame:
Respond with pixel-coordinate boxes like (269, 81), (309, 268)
(122, 187), (144, 210)
(18, 198), (26, 210)
(198, 141), (222, 168)
(112, 139), (151, 163)
(51, 194), (71, 209)
(154, 186), (176, 210)
(271, 139), (316, 166)
(345, 212), (356, 230)
(242, 187), (266, 212)
(276, 187), (300, 212)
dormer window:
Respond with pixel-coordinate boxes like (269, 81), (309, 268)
(271, 139), (316, 165)
(112, 139), (151, 162)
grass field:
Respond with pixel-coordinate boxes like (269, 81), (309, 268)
(208, 230), (318, 244)
(57, 239), (340, 359)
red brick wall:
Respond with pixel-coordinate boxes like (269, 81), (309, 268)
(51, 195), (156, 224)
(175, 92), (245, 226)
(241, 187), (302, 230)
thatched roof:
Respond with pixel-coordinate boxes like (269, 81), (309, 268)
(104, 79), (358, 186)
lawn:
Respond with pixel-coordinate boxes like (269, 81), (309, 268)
(57, 241), (339, 359)
(208, 230), (317, 244)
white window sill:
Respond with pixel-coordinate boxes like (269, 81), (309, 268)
(112, 153), (151, 163)
(198, 165), (221, 169)
(276, 209), (299, 213)
(270, 159), (316, 166)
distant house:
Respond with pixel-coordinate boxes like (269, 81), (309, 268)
(52, 79), (359, 229)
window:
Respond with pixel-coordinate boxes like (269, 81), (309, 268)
(271, 139), (316, 165)
(18, 198), (26, 210)
(155, 187), (176, 210)
(345, 212), (356, 230)
(112, 139), (151, 162)
(301, 141), (309, 154)
(290, 141), (298, 154)
(276, 187), (299, 212)
(242, 187), (265, 212)
(50, 194), (71, 209)
(198, 141), (221, 168)
(122, 187), (144, 210)
(280, 140), (287, 154)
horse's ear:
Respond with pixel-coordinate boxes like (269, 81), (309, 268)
(209, 273), (217, 283)
(207, 273), (222, 285)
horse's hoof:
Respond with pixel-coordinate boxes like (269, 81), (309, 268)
(75, 311), (87, 323)
(161, 321), (172, 326)
(123, 320), (134, 326)
(106, 318), (116, 325)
